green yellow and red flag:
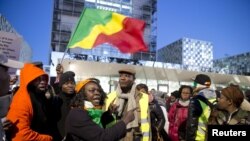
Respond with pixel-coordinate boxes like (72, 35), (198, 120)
(67, 8), (148, 53)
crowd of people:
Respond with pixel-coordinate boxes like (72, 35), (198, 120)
(1, 52), (250, 141)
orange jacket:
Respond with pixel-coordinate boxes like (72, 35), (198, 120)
(7, 63), (52, 141)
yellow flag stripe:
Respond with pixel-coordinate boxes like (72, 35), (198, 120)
(70, 13), (126, 49)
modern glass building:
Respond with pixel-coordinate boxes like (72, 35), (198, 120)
(213, 52), (250, 76)
(157, 37), (213, 71)
(51, 0), (157, 61)
(0, 14), (17, 34)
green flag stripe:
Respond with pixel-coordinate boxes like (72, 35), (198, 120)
(67, 8), (112, 47)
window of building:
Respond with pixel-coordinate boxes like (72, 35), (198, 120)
(121, 8), (131, 15)
(122, 0), (131, 3)
(142, 5), (151, 12)
(85, 2), (96, 8)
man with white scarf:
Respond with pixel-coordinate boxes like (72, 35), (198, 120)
(105, 68), (151, 141)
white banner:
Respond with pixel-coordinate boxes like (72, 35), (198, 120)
(0, 31), (22, 61)
(0, 31), (22, 74)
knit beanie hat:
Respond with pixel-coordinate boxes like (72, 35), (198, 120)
(59, 71), (75, 87)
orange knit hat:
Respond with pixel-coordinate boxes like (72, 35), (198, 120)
(75, 79), (91, 94)
(75, 78), (100, 93)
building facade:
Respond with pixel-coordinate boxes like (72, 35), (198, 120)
(157, 37), (213, 71)
(0, 14), (32, 63)
(213, 52), (250, 76)
(50, 51), (250, 94)
(51, 0), (157, 61)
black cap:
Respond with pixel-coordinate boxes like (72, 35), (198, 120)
(194, 74), (211, 86)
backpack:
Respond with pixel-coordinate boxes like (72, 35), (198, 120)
(201, 96), (218, 125)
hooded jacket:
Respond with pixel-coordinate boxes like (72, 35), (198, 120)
(7, 63), (52, 141)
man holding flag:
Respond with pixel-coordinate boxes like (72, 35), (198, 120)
(60, 7), (150, 141)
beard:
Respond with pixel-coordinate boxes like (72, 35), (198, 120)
(120, 84), (133, 93)
(28, 84), (46, 97)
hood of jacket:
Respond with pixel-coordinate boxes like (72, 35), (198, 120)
(19, 63), (48, 89)
(198, 88), (216, 100)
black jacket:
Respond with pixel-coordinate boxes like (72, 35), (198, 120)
(65, 108), (127, 141)
(149, 99), (168, 141)
(53, 92), (76, 140)
(186, 94), (215, 141)
(149, 99), (165, 131)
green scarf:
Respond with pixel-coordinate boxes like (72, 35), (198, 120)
(86, 108), (103, 127)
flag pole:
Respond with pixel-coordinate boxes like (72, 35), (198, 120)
(60, 8), (87, 65)
(60, 47), (69, 64)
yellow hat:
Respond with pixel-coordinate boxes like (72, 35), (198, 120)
(75, 79), (91, 94)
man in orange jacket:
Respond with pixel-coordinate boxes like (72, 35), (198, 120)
(7, 63), (58, 141)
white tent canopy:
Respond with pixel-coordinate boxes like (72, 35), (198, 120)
(61, 59), (250, 87)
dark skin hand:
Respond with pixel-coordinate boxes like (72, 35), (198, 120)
(108, 99), (137, 124)
(56, 64), (64, 75)
(108, 98), (119, 115)
(122, 107), (137, 125)
(2, 119), (14, 131)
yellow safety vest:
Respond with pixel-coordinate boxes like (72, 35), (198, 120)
(195, 98), (216, 141)
(105, 91), (150, 141)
